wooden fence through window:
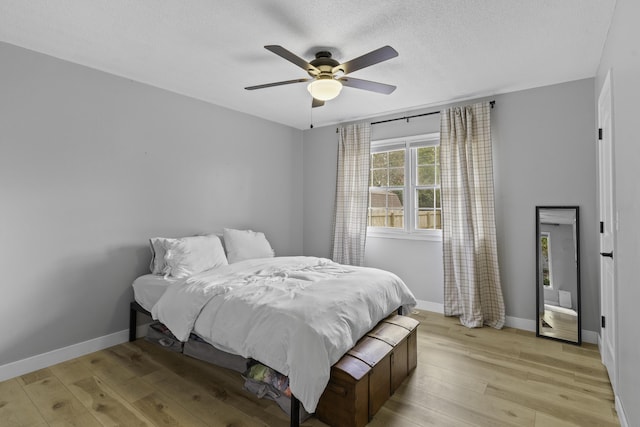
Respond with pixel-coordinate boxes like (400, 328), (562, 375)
(368, 210), (442, 229)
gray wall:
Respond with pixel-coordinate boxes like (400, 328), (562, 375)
(303, 79), (598, 331)
(596, 0), (640, 423)
(494, 79), (597, 330)
(301, 125), (338, 259)
(0, 42), (303, 366)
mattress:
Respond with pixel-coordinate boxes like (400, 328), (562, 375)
(132, 274), (178, 312)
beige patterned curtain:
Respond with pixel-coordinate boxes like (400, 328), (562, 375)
(440, 102), (505, 329)
(331, 123), (371, 266)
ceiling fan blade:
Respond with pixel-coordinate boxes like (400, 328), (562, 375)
(245, 78), (310, 90)
(333, 45), (398, 75)
(339, 77), (396, 94)
(312, 98), (325, 108)
(265, 45), (320, 75)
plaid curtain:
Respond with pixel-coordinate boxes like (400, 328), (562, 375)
(440, 102), (505, 329)
(331, 123), (371, 266)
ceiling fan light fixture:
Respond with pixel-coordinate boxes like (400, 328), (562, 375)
(307, 78), (342, 101)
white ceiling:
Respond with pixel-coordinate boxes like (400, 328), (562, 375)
(0, 0), (616, 130)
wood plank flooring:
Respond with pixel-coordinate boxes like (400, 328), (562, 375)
(0, 310), (619, 426)
(539, 309), (579, 343)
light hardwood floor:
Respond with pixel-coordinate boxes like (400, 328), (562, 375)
(539, 309), (579, 343)
(0, 310), (619, 426)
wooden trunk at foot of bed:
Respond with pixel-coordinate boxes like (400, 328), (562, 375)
(315, 315), (419, 427)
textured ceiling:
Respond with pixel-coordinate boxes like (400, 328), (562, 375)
(0, 0), (616, 130)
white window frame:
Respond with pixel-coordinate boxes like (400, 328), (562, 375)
(368, 132), (442, 241)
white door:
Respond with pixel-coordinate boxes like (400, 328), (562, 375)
(598, 70), (616, 390)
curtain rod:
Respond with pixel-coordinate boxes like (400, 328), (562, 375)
(370, 100), (495, 126)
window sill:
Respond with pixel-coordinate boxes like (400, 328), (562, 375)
(367, 229), (442, 242)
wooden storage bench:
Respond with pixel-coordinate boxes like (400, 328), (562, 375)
(315, 314), (419, 427)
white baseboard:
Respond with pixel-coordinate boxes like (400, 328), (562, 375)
(414, 299), (598, 344)
(581, 329), (599, 345)
(0, 324), (149, 383)
(414, 300), (444, 313)
(505, 315), (536, 331)
(598, 333), (603, 357)
(616, 395), (628, 427)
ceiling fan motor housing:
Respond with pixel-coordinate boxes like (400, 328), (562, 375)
(308, 51), (342, 77)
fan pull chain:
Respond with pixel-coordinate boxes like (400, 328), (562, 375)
(310, 103), (314, 129)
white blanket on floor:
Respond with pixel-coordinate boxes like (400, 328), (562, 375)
(151, 256), (416, 413)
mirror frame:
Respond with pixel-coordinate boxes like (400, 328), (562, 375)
(535, 206), (582, 345)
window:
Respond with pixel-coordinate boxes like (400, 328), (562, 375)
(368, 133), (441, 239)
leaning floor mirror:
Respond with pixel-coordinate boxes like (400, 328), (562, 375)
(536, 206), (581, 344)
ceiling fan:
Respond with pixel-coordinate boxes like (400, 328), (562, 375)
(245, 45), (398, 108)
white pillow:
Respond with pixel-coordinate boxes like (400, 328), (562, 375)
(223, 228), (275, 264)
(149, 237), (171, 274)
(162, 234), (228, 278)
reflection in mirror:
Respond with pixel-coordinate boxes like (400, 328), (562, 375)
(536, 206), (581, 344)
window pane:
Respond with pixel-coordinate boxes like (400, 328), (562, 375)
(368, 207), (386, 227)
(371, 169), (387, 187)
(388, 150), (404, 167)
(417, 166), (426, 185)
(369, 188), (387, 227)
(369, 189), (404, 229)
(389, 167), (404, 186)
(390, 189), (404, 208)
(372, 152), (388, 168)
(417, 189), (434, 208)
(416, 209), (442, 230)
(388, 209), (404, 228)
(416, 209), (431, 229)
(417, 165), (436, 185)
(435, 188), (441, 208)
(417, 146), (436, 165)
(370, 189), (387, 208)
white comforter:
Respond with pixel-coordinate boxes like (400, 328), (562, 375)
(151, 256), (416, 413)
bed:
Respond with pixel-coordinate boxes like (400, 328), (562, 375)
(129, 230), (417, 426)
